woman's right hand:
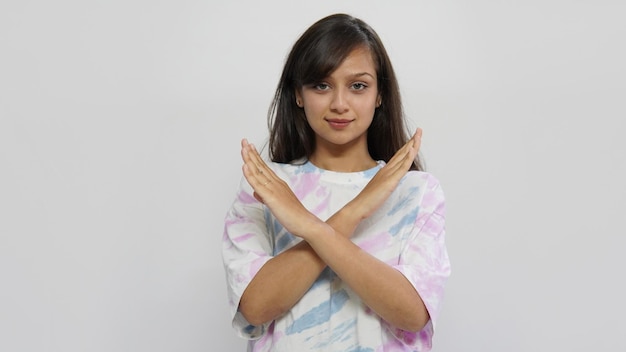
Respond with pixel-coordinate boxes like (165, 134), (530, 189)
(240, 138), (329, 239)
(347, 128), (422, 221)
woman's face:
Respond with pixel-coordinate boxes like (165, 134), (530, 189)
(296, 47), (380, 154)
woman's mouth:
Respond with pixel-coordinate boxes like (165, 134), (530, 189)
(326, 118), (353, 129)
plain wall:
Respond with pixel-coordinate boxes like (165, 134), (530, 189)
(1, 1), (624, 351)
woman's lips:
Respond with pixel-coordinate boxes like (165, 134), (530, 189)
(326, 118), (353, 128)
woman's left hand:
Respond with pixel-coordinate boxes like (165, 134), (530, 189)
(346, 128), (422, 221)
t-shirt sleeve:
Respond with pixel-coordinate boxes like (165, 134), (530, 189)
(387, 173), (451, 348)
(221, 176), (273, 339)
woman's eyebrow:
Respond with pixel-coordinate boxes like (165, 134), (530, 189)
(349, 72), (376, 79)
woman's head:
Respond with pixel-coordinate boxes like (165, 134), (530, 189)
(268, 13), (421, 171)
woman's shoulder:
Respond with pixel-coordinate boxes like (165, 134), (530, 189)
(403, 170), (443, 191)
(399, 171), (446, 214)
(397, 171), (446, 207)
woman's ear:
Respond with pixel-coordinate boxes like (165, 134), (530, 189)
(376, 96), (382, 107)
(295, 90), (303, 108)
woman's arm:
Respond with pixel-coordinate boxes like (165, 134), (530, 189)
(237, 211), (357, 325)
(304, 219), (430, 332)
(239, 130), (428, 330)
(237, 138), (364, 325)
(298, 129), (430, 332)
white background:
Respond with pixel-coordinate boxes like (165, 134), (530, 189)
(1, 1), (624, 351)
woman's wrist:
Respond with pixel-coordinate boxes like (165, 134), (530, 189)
(343, 196), (369, 222)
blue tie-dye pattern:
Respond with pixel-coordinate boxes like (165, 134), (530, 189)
(301, 161), (320, 174)
(386, 186), (419, 236)
(389, 186), (419, 216)
(271, 216), (283, 236)
(263, 208), (272, 229)
(346, 347), (374, 352)
(275, 231), (296, 254)
(286, 289), (350, 335)
(312, 318), (357, 349)
(362, 164), (381, 178)
(309, 267), (333, 290)
(265, 209), (294, 255)
(331, 319), (356, 343)
(389, 207), (419, 236)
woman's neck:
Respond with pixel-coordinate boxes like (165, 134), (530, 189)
(308, 149), (377, 172)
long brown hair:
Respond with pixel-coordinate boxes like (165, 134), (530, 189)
(268, 13), (422, 171)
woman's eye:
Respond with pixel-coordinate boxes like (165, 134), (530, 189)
(351, 82), (367, 90)
(314, 83), (330, 91)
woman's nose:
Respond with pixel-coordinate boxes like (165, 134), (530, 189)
(329, 89), (349, 113)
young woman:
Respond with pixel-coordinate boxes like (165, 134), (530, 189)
(222, 13), (450, 351)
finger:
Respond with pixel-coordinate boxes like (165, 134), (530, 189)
(241, 141), (265, 175)
(399, 128), (422, 165)
(246, 143), (274, 179)
(406, 128), (421, 158)
(242, 145), (277, 191)
(242, 139), (266, 172)
(382, 129), (422, 175)
(385, 136), (416, 171)
(385, 138), (413, 167)
(252, 191), (264, 204)
(243, 163), (272, 191)
(241, 138), (249, 160)
(241, 139), (259, 182)
(412, 128), (423, 152)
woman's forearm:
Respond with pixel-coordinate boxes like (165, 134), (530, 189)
(239, 204), (428, 332)
(238, 208), (362, 325)
(304, 227), (430, 332)
(238, 237), (327, 325)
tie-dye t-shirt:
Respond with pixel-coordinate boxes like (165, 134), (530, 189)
(222, 160), (450, 352)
